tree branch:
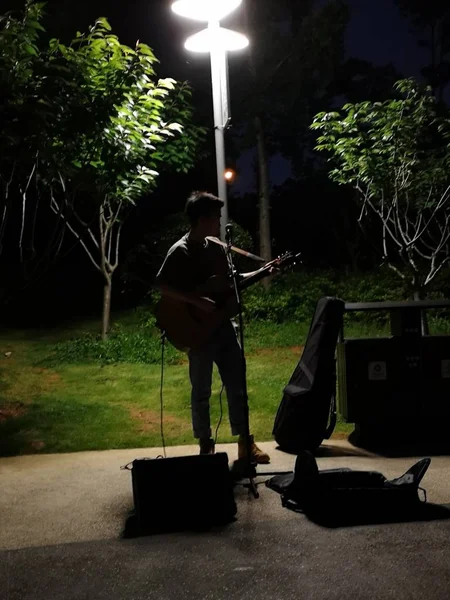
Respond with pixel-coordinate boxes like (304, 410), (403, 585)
(19, 161), (37, 263)
(387, 262), (407, 280)
(0, 163), (16, 252)
(112, 222), (122, 270)
(107, 225), (112, 265)
(50, 190), (101, 272)
(99, 207), (107, 276)
(408, 184), (450, 245)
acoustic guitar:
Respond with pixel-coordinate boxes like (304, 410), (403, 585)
(156, 251), (302, 351)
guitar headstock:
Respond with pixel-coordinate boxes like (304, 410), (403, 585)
(270, 252), (302, 271)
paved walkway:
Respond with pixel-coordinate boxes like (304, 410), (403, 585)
(1, 440), (450, 599)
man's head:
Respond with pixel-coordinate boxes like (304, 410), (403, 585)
(185, 191), (223, 237)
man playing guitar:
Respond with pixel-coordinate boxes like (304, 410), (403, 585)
(156, 191), (271, 462)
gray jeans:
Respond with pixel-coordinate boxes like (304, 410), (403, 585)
(188, 320), (247, 439)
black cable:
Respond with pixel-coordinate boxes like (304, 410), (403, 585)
(214, 383), (225, 445)
(160, 332), (167, 458)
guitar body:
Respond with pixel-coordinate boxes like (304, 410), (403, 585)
(156, 276), (238, 352)
(156, 252), (301, 352)
(156, 298), (227, 351)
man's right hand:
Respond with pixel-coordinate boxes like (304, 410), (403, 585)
(194, 296), (216, 313)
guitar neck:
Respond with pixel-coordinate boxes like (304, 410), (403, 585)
(239, 265), (273, 291)
(237, 253), (300, 291)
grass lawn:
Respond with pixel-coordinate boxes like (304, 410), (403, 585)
(0, 310), (401, 457)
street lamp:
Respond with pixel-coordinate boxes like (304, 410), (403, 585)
(171, 0), (249, 240)
(172, 0), (243, 22)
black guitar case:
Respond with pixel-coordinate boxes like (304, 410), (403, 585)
(272, 297), (345, 452)
(266, 451), (431, 521)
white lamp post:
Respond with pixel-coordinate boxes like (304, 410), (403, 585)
(171, 0), (249, 240)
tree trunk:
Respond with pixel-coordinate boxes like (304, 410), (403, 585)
(413, 288), (430, 336)
(102, 275), (112, 341)
(255, 115), (272, 289)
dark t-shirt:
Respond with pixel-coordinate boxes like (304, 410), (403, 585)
(156, 234), (229, 293)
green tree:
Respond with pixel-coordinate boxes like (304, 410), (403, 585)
(0, 3), (204, 336)
(311, 79), (450, 299)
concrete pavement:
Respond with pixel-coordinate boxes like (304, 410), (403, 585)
(1, 440), (450, 599)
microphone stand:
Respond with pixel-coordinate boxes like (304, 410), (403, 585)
(225, 224), (259, 499)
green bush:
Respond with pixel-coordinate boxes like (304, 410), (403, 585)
(44, 310), (182, 366)
(243, 268), (450, 334)
(242, 269), (407, 324)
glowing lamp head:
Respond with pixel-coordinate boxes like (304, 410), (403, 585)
(171, 0), (242, 22)
(184, 27), (249, 53)
(224, 169), (236, 183)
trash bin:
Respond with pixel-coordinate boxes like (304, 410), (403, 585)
(337, 300), (450, 443)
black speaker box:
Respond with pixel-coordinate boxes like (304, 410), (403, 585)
(130, 453), (237, 531)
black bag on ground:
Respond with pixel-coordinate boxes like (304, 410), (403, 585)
(127, 453), (237, 532)
(272, 297), (345, 452)
(266, 451), (431, 516)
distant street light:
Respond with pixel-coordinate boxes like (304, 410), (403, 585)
(224, 168), (236, 183)
(171, 0), (249, 240)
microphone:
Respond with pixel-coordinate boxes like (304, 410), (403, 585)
(225, 223), (233, 245)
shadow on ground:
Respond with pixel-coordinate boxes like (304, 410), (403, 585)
(274, 443), (370, 458)
(314, 444), (371, 458)
(348, 430), (450, 458)
(289, 501), (450, 529)
(122, 510), (236, 539)
(122, 500), (450, 538)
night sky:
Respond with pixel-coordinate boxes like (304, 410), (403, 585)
(345, 0), (426, 73)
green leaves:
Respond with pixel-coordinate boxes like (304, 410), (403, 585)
(24, 44), (38, 55)
(0, 2), (204, 267)
(158, 78), (176, 90)
(95, 17), (112, 31)
(311, 77), (450, 290)
(166, 122), (183, 133)
(27, 19), (45, 31)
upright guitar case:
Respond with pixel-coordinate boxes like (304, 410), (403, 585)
(273, 297), (345, 452)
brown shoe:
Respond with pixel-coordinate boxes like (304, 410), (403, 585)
(199, 438), (215, 455)
(238, 435), (270, 464)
